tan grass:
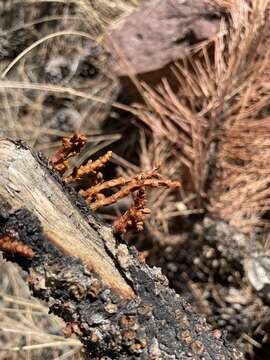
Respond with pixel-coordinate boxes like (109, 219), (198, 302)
(0, 259), (83, 360)
(0, 0), (139, 148)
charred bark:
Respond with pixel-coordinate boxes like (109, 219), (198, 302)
(0, 139), (242, 359)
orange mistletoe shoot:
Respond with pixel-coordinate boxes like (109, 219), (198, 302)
(51, 134), (181, 234)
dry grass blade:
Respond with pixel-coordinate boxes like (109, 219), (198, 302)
(1, 30), (96, 78)
(0, 260), (83, 360)
(0, 80), (134, 113)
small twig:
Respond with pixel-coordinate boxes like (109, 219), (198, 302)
(0, 340), (81, 352)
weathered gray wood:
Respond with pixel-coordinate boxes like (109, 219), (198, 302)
(0, 139), (243, 359)
(0, 139), (134, 298)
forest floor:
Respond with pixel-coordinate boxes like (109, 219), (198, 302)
(0, 1), (270, 359)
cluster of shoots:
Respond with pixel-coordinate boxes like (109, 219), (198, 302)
(0, 233), (35, 258)
(51, 134), (180, 234)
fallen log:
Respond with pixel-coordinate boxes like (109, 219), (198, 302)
(0, 138), (242, 359)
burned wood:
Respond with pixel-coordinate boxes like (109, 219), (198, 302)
(0, 139), (242, 359)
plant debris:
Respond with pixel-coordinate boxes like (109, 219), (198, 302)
(51, 134), (180, 234)
(0, 233), (35, 258)
(51, 133), (87, 174)
(1, 0), (270, 359)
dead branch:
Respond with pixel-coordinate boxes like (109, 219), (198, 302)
(0, 139), (242, 359)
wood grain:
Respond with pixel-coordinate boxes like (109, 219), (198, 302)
(0, 139), (134, 298)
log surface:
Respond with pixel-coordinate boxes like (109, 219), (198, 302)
(0, 139), (133, 298)
(0, 139), (242, 359)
